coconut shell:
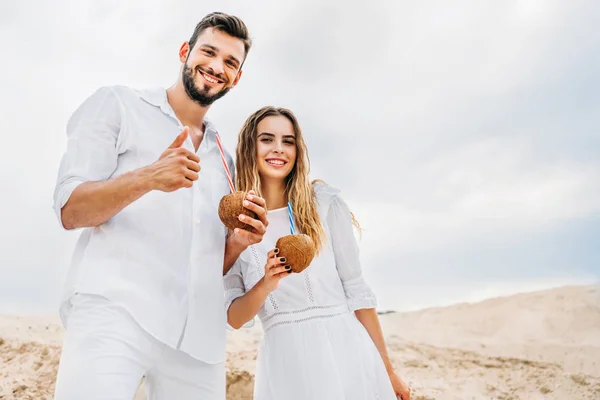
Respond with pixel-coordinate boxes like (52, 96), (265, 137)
(218, 191), (257, 231)
(275, 234), (316, 273)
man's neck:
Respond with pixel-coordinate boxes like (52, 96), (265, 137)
(166, 83), (209, 151)
(261, 180), (288, 210)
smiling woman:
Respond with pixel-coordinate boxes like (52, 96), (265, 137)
(224, 106), (411, 399)
(256, 117), (298, 185)
(235, 107), (323, 253)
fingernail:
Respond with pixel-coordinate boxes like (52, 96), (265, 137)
(243, 200), (250, 206)
(247, 194), (253, 200)
(274, 248), (279, 254)
(238, 215), (245, 221)
(285, 265), (291, 270)
(280, 257), (286, 263)
(234, 228), (239, 234)
(287, 269), (292, 273)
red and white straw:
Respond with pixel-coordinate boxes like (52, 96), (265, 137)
(215, 133), (235, 194)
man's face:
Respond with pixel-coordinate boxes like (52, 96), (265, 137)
(181, 28), (246, 107)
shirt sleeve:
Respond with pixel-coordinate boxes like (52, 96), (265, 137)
(53, 87), (123, 229)
(327, 194), (378, 311)
(223, 258), (255, 329)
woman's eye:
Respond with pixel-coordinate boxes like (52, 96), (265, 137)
(284, 140), (295, 145)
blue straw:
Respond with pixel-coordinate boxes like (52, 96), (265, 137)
(287, 202), (295, 235)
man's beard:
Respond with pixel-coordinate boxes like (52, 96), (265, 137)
(182, 63), (231, 107)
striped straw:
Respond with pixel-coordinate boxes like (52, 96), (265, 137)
(287, 202), (295, 235)
(215, 133), (235, 194)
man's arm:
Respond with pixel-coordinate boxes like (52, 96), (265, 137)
(59, 126), (200, 230)
(61, 168), (153, 230)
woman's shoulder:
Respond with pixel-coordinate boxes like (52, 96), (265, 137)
(312, 179), (341, 198)
(312, 179), (343, 218)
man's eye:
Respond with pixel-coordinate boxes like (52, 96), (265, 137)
(203, 49), (215, 56)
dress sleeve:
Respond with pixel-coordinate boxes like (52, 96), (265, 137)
(53, 86), (123, 229)
(327, 194), (378, 311)
(223, 258), (255, 328)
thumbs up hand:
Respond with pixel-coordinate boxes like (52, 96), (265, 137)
(168, 126), (190, 149)
(145, 127), (201, 192)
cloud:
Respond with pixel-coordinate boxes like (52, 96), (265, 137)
(1, 0), (599, 313)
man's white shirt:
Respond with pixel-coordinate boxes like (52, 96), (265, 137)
(53, 86), (234, 363)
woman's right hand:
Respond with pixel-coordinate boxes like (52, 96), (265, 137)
(261, 248), (291, 293)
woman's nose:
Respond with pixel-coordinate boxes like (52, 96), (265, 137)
(273, 142), (284, 153)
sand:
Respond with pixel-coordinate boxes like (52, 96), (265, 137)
(1, 284), (598, 399)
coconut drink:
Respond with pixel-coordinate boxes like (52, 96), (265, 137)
(213, 134), (256, 232)
(273, 202), (316, 273)
(275, 233), (316, 273)
(218, 191), (257, 231)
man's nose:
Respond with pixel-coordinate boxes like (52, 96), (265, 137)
(207, 58), (225, 76)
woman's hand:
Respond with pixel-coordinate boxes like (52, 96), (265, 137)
(389, 370), (410, 400)
(230, 191), (269, 247)
(260, 248), (291, 293)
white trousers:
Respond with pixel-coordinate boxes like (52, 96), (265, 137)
(53, 294), (225, 400)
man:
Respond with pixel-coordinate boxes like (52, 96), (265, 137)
(52, 12), (265, 400)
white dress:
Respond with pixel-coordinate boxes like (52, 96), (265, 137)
(224, 183), (397, 400)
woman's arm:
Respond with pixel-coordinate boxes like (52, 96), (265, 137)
(325, 191), (411, 399)
(355, 309), (411, 399)
(354, 308), (394, 372)
(222, 191), (269, 275)
(227, 249), (291, 329)
(227, 277), (271, 329)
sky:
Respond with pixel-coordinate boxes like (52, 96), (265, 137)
(0, 0), (598, 314)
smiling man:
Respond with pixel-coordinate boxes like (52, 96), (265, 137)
(52, 12), (266, 400)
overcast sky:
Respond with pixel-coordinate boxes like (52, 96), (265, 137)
(1, 0), (598, 314)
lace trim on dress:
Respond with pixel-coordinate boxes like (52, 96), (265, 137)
(265, 312), (347, 331)
(304, 273), (315, 304)
(261, 304), (346, 323)
(251, 245), (279, 311)
(260, 303), (350, 331)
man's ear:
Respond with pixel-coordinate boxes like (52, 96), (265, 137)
(231, 69), (243, 88)
(179, 42), (190, 63)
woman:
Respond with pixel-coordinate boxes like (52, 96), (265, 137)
(224, 106), (411, 400)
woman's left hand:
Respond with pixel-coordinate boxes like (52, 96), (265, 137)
(389, 370), (410, 400)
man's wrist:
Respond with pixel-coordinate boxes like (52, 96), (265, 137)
(133, 165), (157, 192)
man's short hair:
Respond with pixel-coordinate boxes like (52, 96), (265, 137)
(189, 12), (252, 58)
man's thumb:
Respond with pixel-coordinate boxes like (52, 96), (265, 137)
(169, 126), (189, 148)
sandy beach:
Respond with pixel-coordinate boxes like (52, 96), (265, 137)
(1, 284), (598, 399)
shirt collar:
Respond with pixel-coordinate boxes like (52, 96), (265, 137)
(138, 87), (218, 144)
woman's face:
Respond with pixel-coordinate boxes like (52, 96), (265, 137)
(255, 115), (297, 183)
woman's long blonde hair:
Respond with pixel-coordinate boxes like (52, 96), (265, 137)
(235, 106), (326, 254)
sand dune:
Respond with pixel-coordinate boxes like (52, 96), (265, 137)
(1, 284), (598, 399)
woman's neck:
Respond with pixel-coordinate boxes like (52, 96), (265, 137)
(260, 179), (288, 210)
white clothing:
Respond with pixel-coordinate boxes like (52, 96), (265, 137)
(53, 294), (225, 400)
(53, 86), (234, 363)
(224, 183), (397, 399)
